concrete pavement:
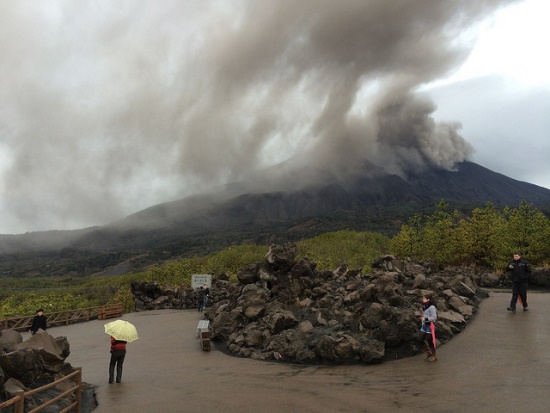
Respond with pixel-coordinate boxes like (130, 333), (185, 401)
(41, 291), (550, 413)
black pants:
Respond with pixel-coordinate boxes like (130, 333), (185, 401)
(109, 351), (126, 383)
(420, 332), (435, 350)
(510, 281), (528, 309)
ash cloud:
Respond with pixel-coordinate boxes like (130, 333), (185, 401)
(0, 0), (517, 233)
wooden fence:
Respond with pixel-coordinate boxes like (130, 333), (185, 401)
(0, 303), (124, 332)
(0, 304), (123, 411)
(0, 367), (82, 413)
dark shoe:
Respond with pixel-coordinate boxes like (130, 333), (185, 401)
(108, 381), (113, 384)
(507, 307), (516, 312)
(523, 307), (528, 311)
(422, 344), (431, 359)
(116, 380), (121, 383)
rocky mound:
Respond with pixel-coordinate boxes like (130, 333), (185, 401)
(130, 244), (548, 364)
(204, 244), (488, 364)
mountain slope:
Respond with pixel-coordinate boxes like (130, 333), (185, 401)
(70, 161), (550, 250)
(116, 161), (550, 229)
(1, 161), (549, 277)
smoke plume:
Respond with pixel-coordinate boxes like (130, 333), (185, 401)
(0, 0), (517, 233)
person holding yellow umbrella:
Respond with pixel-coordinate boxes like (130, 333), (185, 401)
(104, 320), (139, 384)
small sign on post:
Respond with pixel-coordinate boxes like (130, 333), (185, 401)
(191, 274), (212, 290)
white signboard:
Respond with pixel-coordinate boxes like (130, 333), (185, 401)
(191, 274), (212, 290)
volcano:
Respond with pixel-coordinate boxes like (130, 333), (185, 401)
(1, 161), (550, 277)
(70, 161), (550, 251)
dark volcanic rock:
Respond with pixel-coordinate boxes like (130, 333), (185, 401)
(0, 332), (97, 412)
(0, 329), (23, 353)
(202, 243), (487, 364)
(0, 333), (70, 385)
(128, 247), (550, 365)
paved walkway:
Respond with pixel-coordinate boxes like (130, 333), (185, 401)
(40, 291), (550, 413)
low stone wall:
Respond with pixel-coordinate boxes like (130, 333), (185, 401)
(131, 272), (232, 311)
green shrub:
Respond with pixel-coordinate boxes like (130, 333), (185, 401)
(297, 230), (389, 270)
(111, 285), (135, 313)
(4, 209), (548, 317)
(389, 200), (550, 267)
(0, 292), (98, 318)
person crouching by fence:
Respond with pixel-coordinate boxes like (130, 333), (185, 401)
(419, 294), (438, 362)
(29, 308), (47, 335)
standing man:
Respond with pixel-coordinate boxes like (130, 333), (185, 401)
(30, 308), (47, 334)
(506, 252), (531, 312)
(197, 285), (206, 312)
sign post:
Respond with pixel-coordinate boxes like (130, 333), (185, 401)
(191, 274), (212, 290)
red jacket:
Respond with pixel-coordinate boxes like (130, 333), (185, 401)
(110, 337), (127, 352)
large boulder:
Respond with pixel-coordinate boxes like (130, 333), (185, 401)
(3, 378), (28, 400)
(476, 271), (502, 288)
(530, 267), (550, 288)
(267, 311), (298, 334)
(0, 332), (97, 413)
(0, 332), (70, 386)
(0, 329), (23, 353)
(264, 243), (296, 272)
(266, 329), (306, 359)
(237, 263), (260, 285)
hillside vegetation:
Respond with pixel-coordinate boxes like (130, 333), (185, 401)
(1, 201), (549, 318)
(391, 200), (550, 267)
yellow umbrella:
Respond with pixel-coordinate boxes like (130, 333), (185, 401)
(104, 320), (139, 342)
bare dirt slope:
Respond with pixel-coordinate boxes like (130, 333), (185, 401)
(41, 291), (550, 413)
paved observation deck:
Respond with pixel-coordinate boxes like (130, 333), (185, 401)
(39, 291), (550, 413)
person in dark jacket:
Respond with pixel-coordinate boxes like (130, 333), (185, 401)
(198, 284), (210, 312)
(29, 308), (47, 334)
(109, 336), (127, 383)
(506, 252), (531, 312)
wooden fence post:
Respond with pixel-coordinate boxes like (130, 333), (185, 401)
(75, 367), (82, 413)
(14, 390), (25, 413)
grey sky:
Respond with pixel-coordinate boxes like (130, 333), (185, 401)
(1, 0), (547, 235)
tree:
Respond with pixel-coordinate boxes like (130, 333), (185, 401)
(504, 201), (550, 264)
(421, 200), (460, 265)
(389, 213), (424, 260)
(456, 203), (508, 267)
